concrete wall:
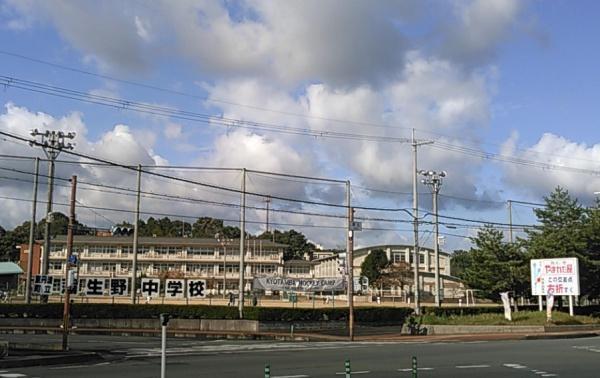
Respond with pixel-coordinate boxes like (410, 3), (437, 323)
(422, 324), (545, 335)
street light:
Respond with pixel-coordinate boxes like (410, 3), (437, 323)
(419, 169), (446, 307)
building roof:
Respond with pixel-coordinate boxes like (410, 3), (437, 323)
(0, 262), (23, 275)
(43, 235), (288, 248)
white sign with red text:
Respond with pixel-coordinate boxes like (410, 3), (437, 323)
(531, 258), (579, 296)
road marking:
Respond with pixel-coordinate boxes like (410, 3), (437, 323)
(94, 362), (110, 366)
(335, 371), (370, 375)
(503, 363), (527, 369)
(456, 365), (490, 369)
(398, 368), (434, 372)
(541, 375), (557, 377)
(0, 374), (27, 378)
(272, 375), (310, 378)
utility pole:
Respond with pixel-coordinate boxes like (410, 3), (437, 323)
(411, 129), (432, 315)
(239, 168), (246, 319)
(346, 181), (355, 341)
(30, 129), (75, 280)
(131, 165), (142, 304)
(420, 170), (447, 307)
(25, 157), (40, 304)
(265, 196), (271, 235)
(62, 175), (77, 351)
(508, 200), (513, 243)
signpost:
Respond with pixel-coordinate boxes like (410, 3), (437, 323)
(531, 258), (579, 316)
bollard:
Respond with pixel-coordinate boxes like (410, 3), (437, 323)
(412, 356), (417, 378)
(264, 364), (270, 378)
(290, 324), (294, 339)
(345, 359), (351, 378)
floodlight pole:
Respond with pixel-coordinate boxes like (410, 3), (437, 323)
(420, 170), (447, 307)
(29, 129), (75, 279)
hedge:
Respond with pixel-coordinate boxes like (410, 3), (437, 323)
(0, 304), (413, 324)
(421, 305), (600, 318)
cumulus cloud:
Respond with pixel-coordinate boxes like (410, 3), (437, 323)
(2, 0), (531, 86)
(500, 132), (600, 202)
(440, 0), (524, 65)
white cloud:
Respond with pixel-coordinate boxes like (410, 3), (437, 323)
(501, 132), (600, 202)
(441, 0), (524, 64)
(163, 123), (182, 140)
(2, 0), (529, 83)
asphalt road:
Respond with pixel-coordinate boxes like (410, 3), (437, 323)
(2, 334), (600, 377)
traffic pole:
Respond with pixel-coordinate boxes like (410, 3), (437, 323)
(160, 313), (170, 378)
(412, 356), (418, 378)
(61, 175), (77, 351)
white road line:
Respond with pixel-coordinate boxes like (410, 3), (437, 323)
(534, 372), (548, 375)
(335, 371), (370, 375)
(503, 363), (528, 369)
(398, 368), (434, 372)
(0, 374), (27, 378)
(456, 365), (490, 369)
(272, 375), (310, 378)
(50, 365), (92, 370)
(541, 375), (557, 377)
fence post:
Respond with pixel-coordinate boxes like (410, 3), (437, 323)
(412, 356), (417, 378)
(264, 364), (270, 378)
(345, 359), (351, 378)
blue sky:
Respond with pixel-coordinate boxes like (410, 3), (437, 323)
(1, 0), (599, 251)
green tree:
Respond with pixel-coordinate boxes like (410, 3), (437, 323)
(457, 225), (527, 300)
(259, 229), (315, 260)
(578, 198), (600, 299)
(524, 187), (599, 299)
(360, 249), (389, 288)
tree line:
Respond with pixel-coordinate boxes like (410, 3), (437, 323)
(0, 215), (316, 261)
(453, 187), (600, 301)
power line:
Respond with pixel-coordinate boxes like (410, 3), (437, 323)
(0, 50), (415, 133)
(0, 75), (415, 144)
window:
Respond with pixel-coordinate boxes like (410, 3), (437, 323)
(392, 253), (406, 263)
(254, 249), (278, 257)
(88, 245), (116, 255)
(253, 264), (276, 274)
(120, 246), (132, 255)
(285, 265), (310, 275)
(188, 247), (215, 256)
(219, 264), (240, 273)
(187, 264), (213, 274)
(49, 261), (63, 271)
(155, 246), (179, 255)
(154, 263), (181, 272)
(419, 254), (425, 264)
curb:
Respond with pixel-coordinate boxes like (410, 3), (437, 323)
(0, 351), (102, 368)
